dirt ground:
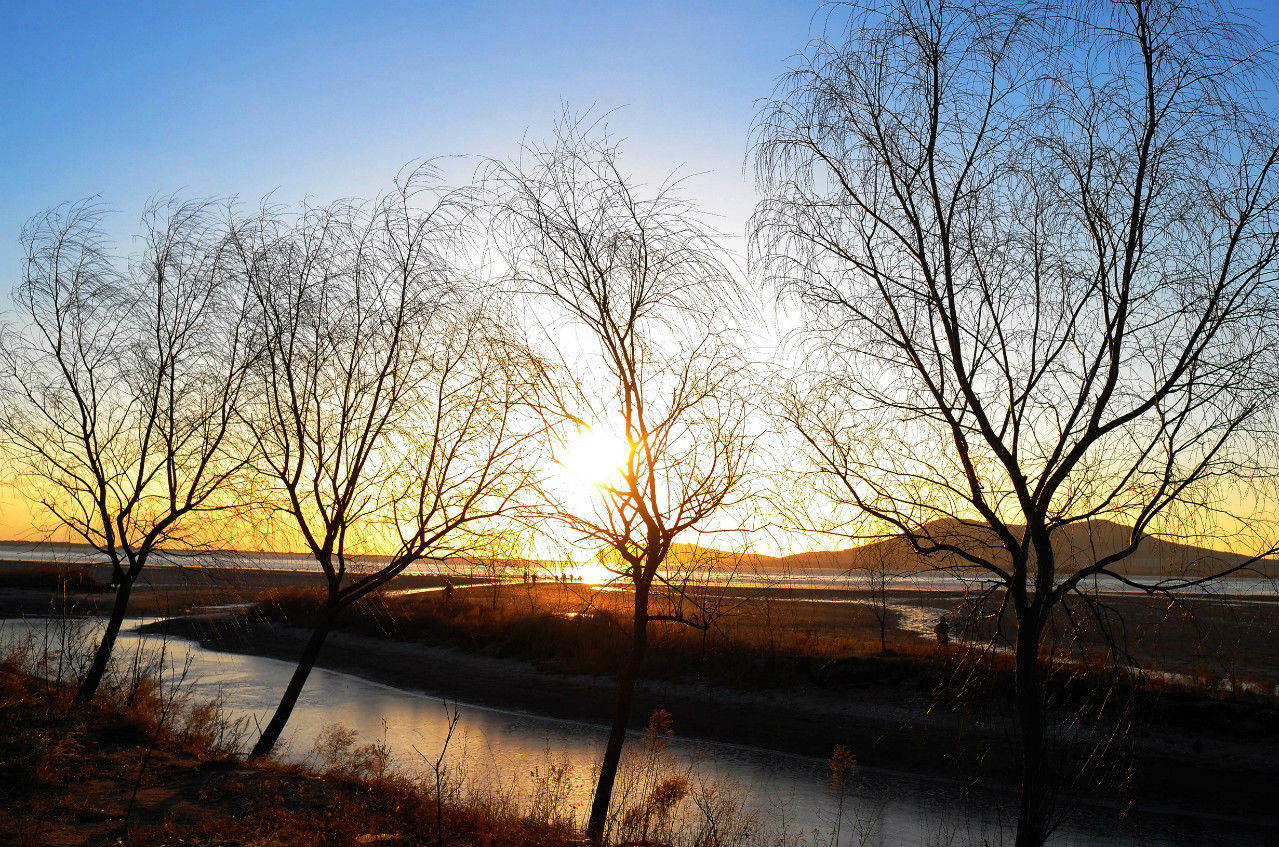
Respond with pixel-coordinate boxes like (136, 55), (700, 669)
(0, 664), (572, 847)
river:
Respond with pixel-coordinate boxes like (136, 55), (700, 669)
(1, 616), (1269, 846)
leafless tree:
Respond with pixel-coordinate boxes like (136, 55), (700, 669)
(848, 536), (900, 654)
(485, 115), (755, 843)
(0, 198), (255, 703)
(764, 441), (911, 653)
(753, 1), (1279, 844)
(235, 167), (541, 759)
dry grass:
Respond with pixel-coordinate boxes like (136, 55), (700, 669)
(954, 589), (1279, 688)
(0, 562), (105, 592)
(249, 581), (953, 691)
(246, 579), (1278, 732)
(0, 637), (581, 847)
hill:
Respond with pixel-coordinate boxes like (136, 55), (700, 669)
(768, 519), (1278, 579)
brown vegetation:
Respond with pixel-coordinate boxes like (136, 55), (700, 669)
(0, 563), (104, 593)
(0, 645), (576, 847)
(252, 582), (947, 688)
(251, 582), (1279, 716)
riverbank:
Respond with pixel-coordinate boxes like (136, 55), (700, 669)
(0, 658), (575, 847)
(3, 564), (1278, 833)
(147, 609), (1279, 829)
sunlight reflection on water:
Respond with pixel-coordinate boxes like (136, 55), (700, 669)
(1, 617), (1268, 846)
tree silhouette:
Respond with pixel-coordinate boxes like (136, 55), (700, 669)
(486, 114), (754, 843)
(235, 167), (540, 759)
(0, 198), (255, 702)
(753, 1), (1279, 844)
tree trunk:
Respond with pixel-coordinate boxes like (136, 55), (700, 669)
(75, 573), (135, 703)
(586, 581), (650, 843)
(1014, 617), (1049, 847)
(249, 600), (337, 760)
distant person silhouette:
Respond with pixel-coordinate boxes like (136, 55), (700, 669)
(934, 615), (950, 645)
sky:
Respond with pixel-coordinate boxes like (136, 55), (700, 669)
(3, 0), (1275, 284)
(0, 0), (1277, 548)
(0, 0), (829, 279)
(0, 0), (826, 543)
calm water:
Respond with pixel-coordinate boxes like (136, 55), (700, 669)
(2, 541), (1273, 596)
(1, 617), (1269, 846)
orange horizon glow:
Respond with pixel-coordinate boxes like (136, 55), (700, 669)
(2, 453), (1277, 563)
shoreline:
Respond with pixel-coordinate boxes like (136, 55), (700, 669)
(2, 563), (1276, 829)
(136, 610), (1279, 827)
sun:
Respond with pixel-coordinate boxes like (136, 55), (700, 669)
(555, 426), (631, 491)
(567, 560), (619, 585)
(547, 425), (635, 563)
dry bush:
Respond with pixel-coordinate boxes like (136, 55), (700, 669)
(525, 749), (577, 829)
(0, 563), (104, 592)
(181, 696), (250, 762)
(308, 722), (396, 785)
(26, 616), (98, 693)
(687, 777), (759, 847)
(602, 710), (758, 847)
(619, 774), (690, 843)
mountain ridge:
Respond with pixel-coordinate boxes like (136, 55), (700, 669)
(754, 519), (1278, 579)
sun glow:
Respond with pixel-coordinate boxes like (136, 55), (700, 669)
(555, 426), (631, 492)
(567, 560), (618, 585)
(547, 426), (634, 563)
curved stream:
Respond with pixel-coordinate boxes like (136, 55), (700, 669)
(2, 617), (1267, 846)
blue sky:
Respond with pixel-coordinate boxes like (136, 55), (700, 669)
(1, 1), (1276, 277)
(0, 0), (820, 275)
(0, 0), (1275, 546)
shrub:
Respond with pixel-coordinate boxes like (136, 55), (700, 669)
(0, 563), (104, 592)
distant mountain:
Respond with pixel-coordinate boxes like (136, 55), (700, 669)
(768, 519), (1278, 579)
(6, 523), (1272, 581)
(661, 542), (781, 571)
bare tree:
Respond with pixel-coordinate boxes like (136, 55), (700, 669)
(849, 536), (900, 654)
(0, 199), (255, 703)
(764, 440), (910, 653)
(753, 1), (1279, 844)
(486, 115), (755, 843)
(236, 168), (540, 759)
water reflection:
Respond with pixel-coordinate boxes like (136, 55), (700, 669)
(0, 617), (1265, 846)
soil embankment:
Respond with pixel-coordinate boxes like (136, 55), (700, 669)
(151, 610), (1279, 826)
(0, 662), (572, 847)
